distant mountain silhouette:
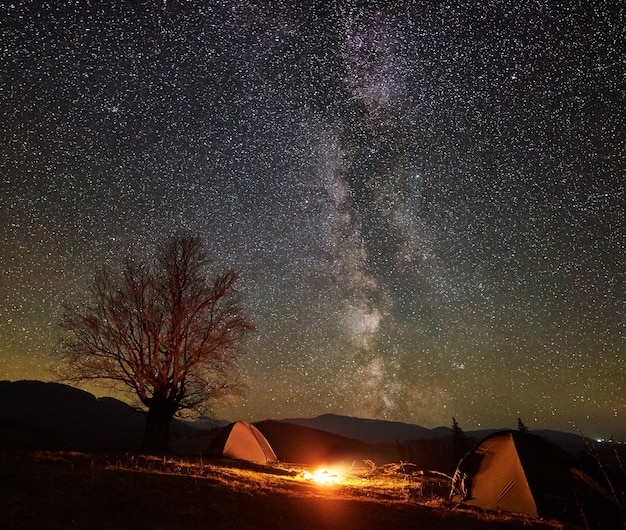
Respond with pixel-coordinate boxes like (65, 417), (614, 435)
(2, 380), (622, 469)
(465, 427), (599, 458)
(278, 414), (626, 471)
(0, 380), (224, 454)
(281, 413), (450, 444)
(0, 380), (144, 451)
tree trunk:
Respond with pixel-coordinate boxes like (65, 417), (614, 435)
(141, 399), (177, 453)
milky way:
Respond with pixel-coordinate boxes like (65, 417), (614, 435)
(1, 1), (624, 439)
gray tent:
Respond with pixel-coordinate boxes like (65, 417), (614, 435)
(208, 421), (278, 464)
(450, 430), (619, 525)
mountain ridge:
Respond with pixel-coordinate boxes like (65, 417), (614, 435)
(1, 380), (616, 462)
(279, 413), (447, 444)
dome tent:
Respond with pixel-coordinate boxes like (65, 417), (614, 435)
(208, 421), (277, 464)
(450, 430), (618, 525)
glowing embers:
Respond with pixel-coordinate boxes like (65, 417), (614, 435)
(302, 468), (341, 485)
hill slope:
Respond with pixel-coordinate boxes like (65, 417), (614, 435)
(0, 380), (144, 450)
(255, 420), (399, 465)
(280, 413), (446, 444)
(0, 380), (222, 454)
(1, 450), (565, 530)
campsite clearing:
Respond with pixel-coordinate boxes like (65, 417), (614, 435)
(1, 450), (574, 529)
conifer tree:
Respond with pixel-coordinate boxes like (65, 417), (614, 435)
(452, 416), (469, 462)
(517, 417), (529, 432)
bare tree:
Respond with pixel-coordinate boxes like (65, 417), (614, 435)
(60, 236), (253, 452)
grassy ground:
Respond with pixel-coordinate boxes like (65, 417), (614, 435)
(1, 450), (575, 530)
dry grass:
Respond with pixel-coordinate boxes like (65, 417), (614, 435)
(83, 453), (454, 504)
(1, 450), (575, 530)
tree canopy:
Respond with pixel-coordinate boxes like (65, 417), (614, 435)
(60, 235), (253, 451)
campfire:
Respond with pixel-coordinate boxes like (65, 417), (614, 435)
(302, 468), (341, 485)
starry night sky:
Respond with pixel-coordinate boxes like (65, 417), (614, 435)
(2, 1), (625, 439)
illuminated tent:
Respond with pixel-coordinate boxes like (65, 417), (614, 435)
(450, 430), (615, 524)
(208, 421), (278, 464)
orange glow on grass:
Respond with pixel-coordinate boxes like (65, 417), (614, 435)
(302, 468), (341, 485)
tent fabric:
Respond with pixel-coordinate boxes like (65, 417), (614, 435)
(450, 430), (595, 521)
(462, 433), (539, 517)
(208, 421), (278, 463)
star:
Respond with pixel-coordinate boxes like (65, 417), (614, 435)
(1, 1), (624, 441)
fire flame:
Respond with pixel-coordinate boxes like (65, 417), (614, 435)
(303, 468), (341, 485)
